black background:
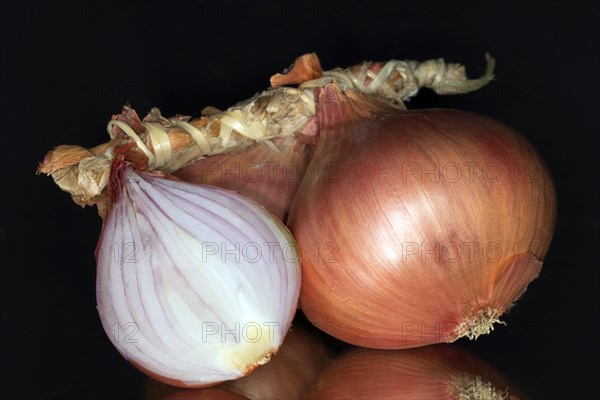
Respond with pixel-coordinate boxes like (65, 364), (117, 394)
(1, 1), (598, 399)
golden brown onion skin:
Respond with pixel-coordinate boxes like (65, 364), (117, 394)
(306, 345), (524, 399)
(288, 105), (557, 349)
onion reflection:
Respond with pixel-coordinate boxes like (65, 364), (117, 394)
(146, 320), (333, 400)
(145, 382), (247, 400)
(306, 345), (524, 400)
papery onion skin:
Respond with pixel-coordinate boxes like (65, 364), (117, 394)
(174, 136), (311, 222)
(306, 345), (523, 399)
(288, 89), (556, 349)
(97, 164), (301, 387)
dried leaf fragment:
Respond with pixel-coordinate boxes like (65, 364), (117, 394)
(270, 53), (323, 88)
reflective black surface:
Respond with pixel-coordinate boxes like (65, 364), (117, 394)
(144, 315), (528, 399)
(2, 1), (597, 399)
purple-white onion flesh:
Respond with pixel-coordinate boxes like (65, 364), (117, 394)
(96, 165), (301, 387)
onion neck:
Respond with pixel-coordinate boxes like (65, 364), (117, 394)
(305, 85), (402, 150)
(449, 252), (543, 342)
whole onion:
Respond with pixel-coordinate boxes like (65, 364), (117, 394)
(287, 87), (556, 348)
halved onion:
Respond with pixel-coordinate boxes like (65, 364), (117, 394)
(96, 164), (301, 387)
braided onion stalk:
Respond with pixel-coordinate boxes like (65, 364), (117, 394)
(38, 53), (492, 220)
